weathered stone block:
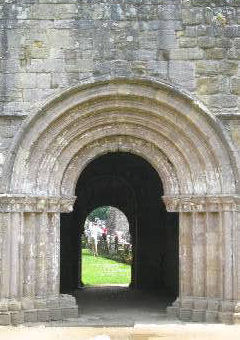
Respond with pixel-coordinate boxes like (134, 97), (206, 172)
(179, 37), (197, 48)
(219, 61), (238, 76)
(21, 42), (50, 60)
(215, 38), (232, 49)
(65, 60), (93, 73)
(228, 48), (240, 59)
(202, 94), (238, 109)
(0, 301), (8, 312)
(18, 73), (37, 89)
(197, 25), (208, 37)
(29, 4), (77, 20)
(218, 312), (233, 324)
(225, 26), (240, 38)
(184, 27), (197, 38)
(24, 310), (38, 323)
(0, 312), (11, 325)
(36, 74), (51, 89)
(34, 299), (47, 310)
(198, 37), (216, 49)
(8, 300), (21, 311)
(196, 77), (219, 95)
(205, 48), (226, 60)
(21, 298), (35, 310)
(167, 306), (179, 319)
(47, 298), (60, 309)
(207, 300), (219, 311)
(194, 299), (207, 311)
(234, 38), (240, 49)
(169, 61), (195, 91)
(206, 311), (218, 323)
(182, 8), (203, 25)
(192, 310), (205, 322)
(181, 298), (193, 310)
(37, 309), (50, 322)
(158, 4), (182, 21)
(61, 307), (78, 319)
(231, 77), (240, 95)
(158, 32), (178, 49)
(11, 311), (24, 325)
(179, 308), (192, 321)
(233, 312), (240, 324)
(170, 48), (204, 60)
(50, 308), (62, 321)
(59, 294), (77, 308)
(191, 0), (213, 5)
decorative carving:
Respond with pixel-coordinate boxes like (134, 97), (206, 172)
(60, 197), (76, 213)
(36, 199), (47, 211)
(0, 195), (76, 213)
(48, 197), (61, 212)
(163, 195), (240, 212)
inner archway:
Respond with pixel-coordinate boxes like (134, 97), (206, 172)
(60, 152), (179, 301)
(82, 206), (132, 286)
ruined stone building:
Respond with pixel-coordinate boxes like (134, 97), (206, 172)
(1, 0), (240, 325)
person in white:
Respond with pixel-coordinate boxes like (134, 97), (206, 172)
(88, 220), (102, 256)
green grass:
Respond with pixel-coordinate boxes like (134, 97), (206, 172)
(82, 248), (131, 285)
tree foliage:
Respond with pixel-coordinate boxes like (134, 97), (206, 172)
(88, 206), (110, 221)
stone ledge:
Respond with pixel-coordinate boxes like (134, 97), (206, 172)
(0, 195), (76, 213)
(163, 195), (240, 212)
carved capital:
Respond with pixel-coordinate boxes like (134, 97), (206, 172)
(163, 195), (240, 212)
(60, 197), (76, 213)
(0, 195), (76, 213)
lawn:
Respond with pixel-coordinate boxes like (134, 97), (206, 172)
(82, 248), (131, 285)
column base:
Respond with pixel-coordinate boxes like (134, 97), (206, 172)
(0, 295), (79, 325)
(167, 297), (240, 324)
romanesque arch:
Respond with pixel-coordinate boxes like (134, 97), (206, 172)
(0, 77), (240, 324)
(60, 151), (179, 297)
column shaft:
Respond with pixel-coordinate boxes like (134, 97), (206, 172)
(179, 212), (193, 298)
(9, 212), (22, 298)
(222, 211), (233, 301)
(0, 213), (11, 299)
(206, 212), (220, 298)
(23, 213), (36, 298)
(47, 213), (60, 296)
(35, 213), (48, 298)
(234, 212), (240, 300)
(192, 212), (205, 297)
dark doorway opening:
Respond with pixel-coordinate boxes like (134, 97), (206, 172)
(60, 152), (179, 303)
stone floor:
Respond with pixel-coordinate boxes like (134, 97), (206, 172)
(2, 287), (240, 339)
(70, 286), (172, 327)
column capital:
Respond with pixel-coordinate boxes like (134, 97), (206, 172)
(0, 195), (76, 213)
(163, 195), (240, 212)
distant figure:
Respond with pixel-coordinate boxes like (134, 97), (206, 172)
(89, 220), (101, 256)
(114, 232), (119, 253)
(101, 226), (109, 253)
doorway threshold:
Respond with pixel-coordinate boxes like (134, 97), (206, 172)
(80, 284), (129, 288)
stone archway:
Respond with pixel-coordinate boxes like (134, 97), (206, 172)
(0, 77), (240, 324)
(60, 151), (179, 298)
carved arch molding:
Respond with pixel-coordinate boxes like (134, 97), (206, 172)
(0, 77), (240, 324)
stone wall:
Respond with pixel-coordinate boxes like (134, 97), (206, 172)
(1, 0), (240, 178)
